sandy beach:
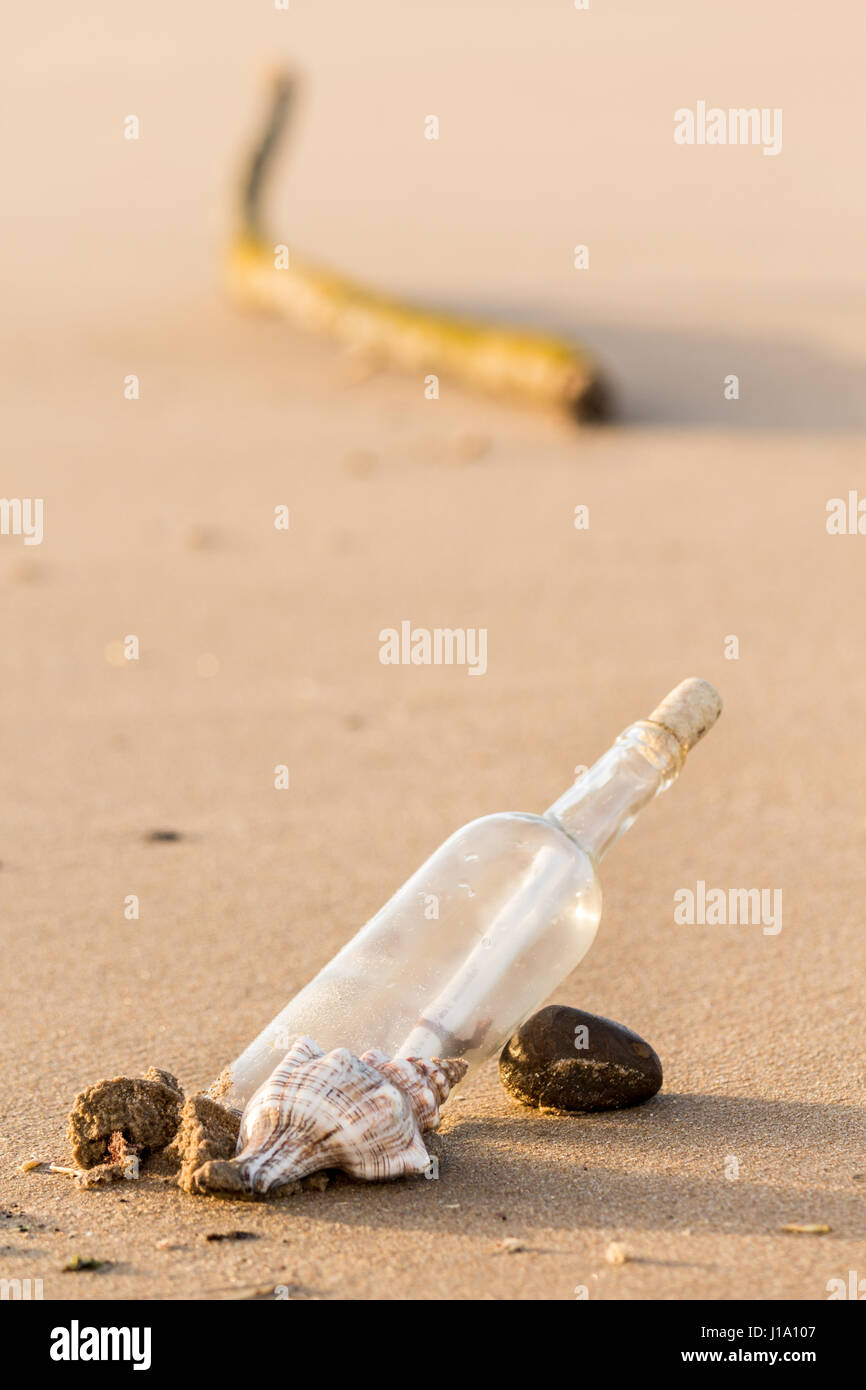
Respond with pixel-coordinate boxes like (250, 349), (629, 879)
(2, 2), (865, 1301)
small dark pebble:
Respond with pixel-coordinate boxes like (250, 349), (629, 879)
(499, 1004), (663, 1112)
(146, 829), (183, 843)
(62, 1256), (108, 1272)
(205, 1231), (259, 1243)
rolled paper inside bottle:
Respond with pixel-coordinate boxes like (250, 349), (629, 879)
(396, 843), (573, 1060)
(647, 677), (722, 753)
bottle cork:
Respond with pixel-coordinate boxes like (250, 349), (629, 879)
(647, 678), (722, 752)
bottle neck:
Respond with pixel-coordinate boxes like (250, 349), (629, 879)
(545, 720), (685, 862)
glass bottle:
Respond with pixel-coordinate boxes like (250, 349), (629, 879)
(218, 678), (721, 1108)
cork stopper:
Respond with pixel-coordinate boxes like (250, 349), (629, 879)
(647, 678), (722, 753)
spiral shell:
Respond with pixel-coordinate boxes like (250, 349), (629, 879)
(221, 1037), (466, 1194)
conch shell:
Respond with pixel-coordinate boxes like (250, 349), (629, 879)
(208, 1037), (467, 1194)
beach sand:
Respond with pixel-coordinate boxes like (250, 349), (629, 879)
(1, 2), (864, 1300)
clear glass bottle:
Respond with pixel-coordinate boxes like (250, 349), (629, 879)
(219, 679), (721, 1109)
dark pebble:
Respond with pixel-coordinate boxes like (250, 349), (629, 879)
(146, 829), (182, 843)
(205, 1231), (259, 1243)
(499, 1004), (662, 1111)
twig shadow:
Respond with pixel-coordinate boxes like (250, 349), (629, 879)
(447, 296), (866, 430)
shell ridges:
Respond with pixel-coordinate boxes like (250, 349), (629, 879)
(228, 1036), (467, 1194)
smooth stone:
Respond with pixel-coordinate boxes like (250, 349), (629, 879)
(499, 1005), (662, 1112)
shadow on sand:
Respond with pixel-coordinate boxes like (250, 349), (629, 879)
(245, 1092), (865, 1240)
(445, 296), (866, 430)
(578, 320), (866, 430)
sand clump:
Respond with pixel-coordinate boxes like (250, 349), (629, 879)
(77, 1131), (141, 1188)
(62, 1067), (330, 1200)
(67, 1067), (184, 1168)
(167, 1093), (242, 1194)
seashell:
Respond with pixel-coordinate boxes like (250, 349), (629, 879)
(221, 1036), (467, 1194)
